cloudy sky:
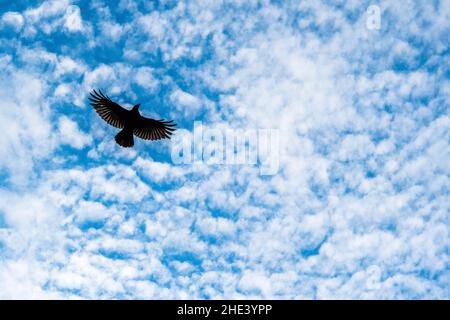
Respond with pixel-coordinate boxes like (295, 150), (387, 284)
(0, 0), (448, 299)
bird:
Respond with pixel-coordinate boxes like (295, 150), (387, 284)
(88, 89), (176, 148)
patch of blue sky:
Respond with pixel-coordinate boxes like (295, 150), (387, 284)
(79, 219), (106, 231)
(0, 211), (7, 228)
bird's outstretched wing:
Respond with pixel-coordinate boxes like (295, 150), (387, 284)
(89, 89), (128, 128)
(133, 116), (176, 141)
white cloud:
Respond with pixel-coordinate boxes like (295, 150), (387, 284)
(238, 271), (272, 297)
(170, 89), (203, 118)
(21, 0), (80, 36)
(0, 65), (54, 185)
(83, 64), (115, 89)
(196, 217), (235, 238)
(100, 21), (124, 41)
(73, 200), (115, 223)
(57, 115), (92, 149)
(55, 56), (86, 76)
(25, 0), (71, 22)
(134, 67), (158, 91)
(134, 157), (184, 183)
(54, 83), (71, 97)
(170, 89), (200, 107)
(2, 12), (24, 30)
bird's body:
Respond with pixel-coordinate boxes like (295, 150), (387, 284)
(114, 105), (142, 147)
(89, 90), (176, 147)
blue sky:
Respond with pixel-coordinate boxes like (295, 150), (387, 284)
(0, 0), (449, 299)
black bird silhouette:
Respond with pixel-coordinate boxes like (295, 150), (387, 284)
(89, 89), (176, 148)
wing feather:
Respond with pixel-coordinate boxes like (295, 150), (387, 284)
(133, 116), (176, 141)
(89, 89), (128, 129)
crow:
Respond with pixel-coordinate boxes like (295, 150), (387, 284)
(89, 89), (176, 148)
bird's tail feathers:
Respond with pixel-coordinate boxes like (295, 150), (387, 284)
(115, 128), (134, 148)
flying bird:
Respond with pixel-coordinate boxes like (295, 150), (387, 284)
(89, 89), (176, 148)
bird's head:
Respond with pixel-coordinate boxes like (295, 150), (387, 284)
(132, 103), (141, 110)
